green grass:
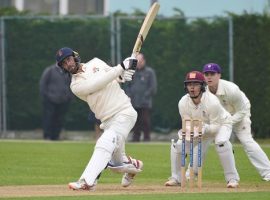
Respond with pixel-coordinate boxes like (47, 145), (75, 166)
(4, 192), (270, 200)
(0, 139), (270, 199)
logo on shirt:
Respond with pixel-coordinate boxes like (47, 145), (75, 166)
(93, 67), (99, 73)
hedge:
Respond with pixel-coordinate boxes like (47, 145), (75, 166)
(2, 13), (270, 137)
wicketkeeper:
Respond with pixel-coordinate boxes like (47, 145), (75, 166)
(165, 71), (240, 188)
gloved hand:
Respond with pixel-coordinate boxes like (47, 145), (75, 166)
(122, 69), (135, 81)
(120, 57), (138, 70)
(178, 125), (205, 141)
(117, 70), (135, 83)
(177, 127), (190, 140)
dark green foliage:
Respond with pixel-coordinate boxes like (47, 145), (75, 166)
(3, 14), (270, 137)
(121, 17), (229, 130)
(232, 14), (270, 137)
(5, 17), (110, 130)
(0, 6), (29, 16)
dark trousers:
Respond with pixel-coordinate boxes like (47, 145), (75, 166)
(132, 108), (151, 142)
(42, 100), (69, 140)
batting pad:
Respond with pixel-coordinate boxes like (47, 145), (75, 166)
(108, 163), (142, 174)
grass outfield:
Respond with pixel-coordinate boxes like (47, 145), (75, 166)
(0, 139), (269, 199)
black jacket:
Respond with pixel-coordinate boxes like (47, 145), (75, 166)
(125, 66), (157, 108)
(39, 64), (73, 104)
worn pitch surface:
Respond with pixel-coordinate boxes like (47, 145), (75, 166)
(0, 183), (269, 198)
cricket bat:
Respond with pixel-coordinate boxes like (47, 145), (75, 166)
(131, 2), (160, 58)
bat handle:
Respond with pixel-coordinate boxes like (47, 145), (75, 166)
(131, 52), (137, 59)
(129, 53), (138, 70)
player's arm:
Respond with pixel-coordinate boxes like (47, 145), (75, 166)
(230, 89), (250, 124)
(178, 97), (189, 121)
(178, 97), (192, 131)
(206, 102), (231, 135)
(71, 58), (136, 96)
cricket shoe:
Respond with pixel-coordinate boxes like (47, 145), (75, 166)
(121, 157), (143, 187)
(164, 177), (180, 186)
(227, 179), (239, 188)
(262, 174), (270, 181)
(68, 179), (96, 191)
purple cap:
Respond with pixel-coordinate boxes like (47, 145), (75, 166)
(202, 63), (221, 73)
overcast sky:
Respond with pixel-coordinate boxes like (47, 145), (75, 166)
(108, 0), (269, 17)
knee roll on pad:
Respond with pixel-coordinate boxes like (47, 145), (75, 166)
(95, 130), (117, 153)
(215, 140), (232, 153)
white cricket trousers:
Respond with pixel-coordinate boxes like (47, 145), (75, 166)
(234, 116), (270, 178)
(80, 107), (137, 185)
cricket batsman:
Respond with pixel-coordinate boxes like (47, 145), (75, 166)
(55, 47), (143, 191)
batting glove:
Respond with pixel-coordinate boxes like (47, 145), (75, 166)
(121, 57), (137, 70)
(122, 69), (135, 81)
(117, 70), (135, 83)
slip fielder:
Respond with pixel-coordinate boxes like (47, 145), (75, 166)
(203, 63), (270, 181)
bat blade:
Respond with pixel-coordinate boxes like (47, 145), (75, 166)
(132, 2), (160, 57)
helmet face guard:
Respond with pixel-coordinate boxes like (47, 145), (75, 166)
(184, 71), (206, 93)
(184, 82), (206, 93)
(73, 51), (81, 64)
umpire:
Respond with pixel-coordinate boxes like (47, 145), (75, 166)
(39, 63), (73, 140)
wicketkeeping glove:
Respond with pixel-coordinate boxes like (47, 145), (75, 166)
(178, 125), (206, 141)
(120, 57), (138, 70)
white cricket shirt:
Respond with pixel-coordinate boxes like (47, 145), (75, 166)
(70, 58), (132, 122)
(207, 79), (251, 124)
(178, 91), (232, 135)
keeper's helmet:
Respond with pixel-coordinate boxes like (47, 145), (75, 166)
(56, 47), (81, 67)
(184, 71), (206, 93)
